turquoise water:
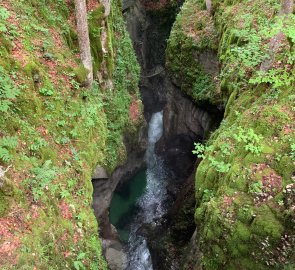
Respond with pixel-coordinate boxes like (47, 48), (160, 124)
(109, 169), (147, 242)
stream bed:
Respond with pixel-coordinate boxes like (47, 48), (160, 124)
(109, 111), (167, 270)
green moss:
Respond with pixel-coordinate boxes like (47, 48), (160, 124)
(24, 61), (41, 84)
(166, 0), (221, 105)
(62, 26), (78, 51)
(88, 6), (104, 75)
(251, 205), (284, 240)
(233, 221), (251, 241)
(73, 64), (89, 84)
(185, 0), (295, 268)
(0, 191), (10, 216)
(274, 156), (294, 183)
(0, 0), (141, 268)
(0, 36), (13, 53)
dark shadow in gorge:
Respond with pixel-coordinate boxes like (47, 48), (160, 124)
(106, 0), (226, 269)
(123, 0), (183, 120)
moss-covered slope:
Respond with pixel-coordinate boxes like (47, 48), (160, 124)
(167, 0), (294, 268)
(0, 0), (141, 269)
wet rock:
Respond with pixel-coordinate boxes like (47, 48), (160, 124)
(146, 168), (198, 270)
(103, 239), (128, 270)
(156, 78), (222, 177)
(124, 0), (179, 119)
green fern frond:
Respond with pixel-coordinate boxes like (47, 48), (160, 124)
(0, 136), (18, 149)
(0, 147), (12, 163)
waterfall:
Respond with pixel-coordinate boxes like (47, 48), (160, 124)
(126, 111), (167, 270)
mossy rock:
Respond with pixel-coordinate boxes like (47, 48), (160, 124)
(251, 204), (284, 240)
(24, 61), (42, 85)
(166, 0), (221, 105)
(190, 0), (295, 267)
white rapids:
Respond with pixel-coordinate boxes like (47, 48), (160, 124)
(126, 111), (167, 270)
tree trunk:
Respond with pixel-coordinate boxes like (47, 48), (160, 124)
(74, 0), (93, 87)
(205, 0), (212, 14)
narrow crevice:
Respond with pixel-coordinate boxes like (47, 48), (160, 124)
(93, 1), (223, 269)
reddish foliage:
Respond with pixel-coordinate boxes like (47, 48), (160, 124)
(63, 250), (72, 258)
(129, 95), (140, 122)
(59, 201), (73, 219)
(11, 40), (28, 68)
(252, 164), (282, 194)
(251, 164), (283, 205)
(87, 0), (99, 12)
(261, 173), (282, 194)
(61, 232), (68, 241)
(0, 211), (27, 265)
(49, 28), (63, 48)
(283, 125), (293, 135)
(73, 231), (80, 243)
(223, 195), (234, 207)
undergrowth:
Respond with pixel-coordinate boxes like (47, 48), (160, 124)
(169, 0), (295, 269)
(0, 0), (141, 268)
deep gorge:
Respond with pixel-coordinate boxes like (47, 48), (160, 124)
(0, 0), (294, 269)
(93, 0), (223, 268)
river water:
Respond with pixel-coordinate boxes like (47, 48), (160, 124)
(110, 111), (167, 270)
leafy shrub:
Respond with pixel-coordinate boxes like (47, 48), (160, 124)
(233, 127), (263, 155)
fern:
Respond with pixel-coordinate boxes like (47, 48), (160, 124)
(26, 160), (59, 201)
(0, 147), (12, 162)
(29, 137), (48, 151)
(31, 160), (57, 184)
(0, 136), (18, 149)
(0, 66), (20, 113)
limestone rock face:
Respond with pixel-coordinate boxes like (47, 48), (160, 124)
(92, 178), (111, 219)
(156, 77), (222, 178)
(92, 166), (108, 180)
(91, 123), (147, 266)
(123, 0), (176, 120)
(166, 0), (295, 268)
(103, 239), (128, 270)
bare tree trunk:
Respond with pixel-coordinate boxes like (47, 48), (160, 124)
(74, 0), (93, 87)
(205, 0), (212, 14)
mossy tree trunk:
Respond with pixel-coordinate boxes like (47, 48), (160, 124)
(74, 0), (93, 87)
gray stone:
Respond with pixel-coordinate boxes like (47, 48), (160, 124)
(103, 239), (128, 270)
(92, 166), (108, 180)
